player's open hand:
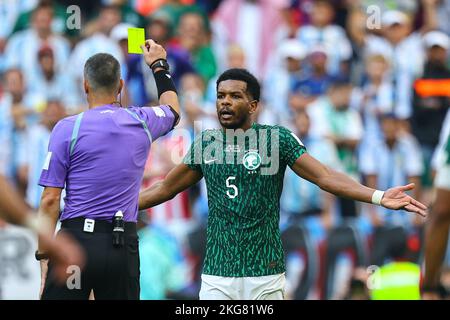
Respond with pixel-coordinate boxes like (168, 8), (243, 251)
(381, 183), (428, 217)
(140, 39), (167, 68)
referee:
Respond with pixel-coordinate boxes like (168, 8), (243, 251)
(36, 39), (180, 300)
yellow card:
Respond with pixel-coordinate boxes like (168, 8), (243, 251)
(127, 27), (145, 54)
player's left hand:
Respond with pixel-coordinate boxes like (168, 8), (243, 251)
(381, 183), (428, 217)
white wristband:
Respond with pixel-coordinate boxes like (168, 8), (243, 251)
(371, 190), (385, 206)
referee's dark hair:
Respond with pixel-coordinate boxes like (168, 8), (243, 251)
(84, 53), (121, 94)
(216, 68), (260, 102)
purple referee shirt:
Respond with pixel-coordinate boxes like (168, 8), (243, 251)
(39, 104), (176, 222)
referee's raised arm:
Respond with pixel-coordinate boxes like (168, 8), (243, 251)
(141, 39), (180, 125)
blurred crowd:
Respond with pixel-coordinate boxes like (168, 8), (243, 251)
(0, 0), (450, 300)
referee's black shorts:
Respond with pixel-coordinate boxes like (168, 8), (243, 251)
(41, 217), (140, 300)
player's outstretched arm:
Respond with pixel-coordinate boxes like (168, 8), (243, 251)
(291, 153), (427, 217)
(139, 163), (203, 210)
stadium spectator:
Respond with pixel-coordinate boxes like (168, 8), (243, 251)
(345, 9), (369, 86)
(141, 110), (195, 240)
(289, 45), (339, 112)
(0, 69), (37, 185)
(3, 2), (71, 86)
(206, 44), (247, 108)
(140, 12), (195, 104)
(436, 0), (450, 36)
(17, 100), (66, 209)
(176, 11), (217, 84)
(281, 110), (340, 235)
(137, 211), (191, 300)
(212, 0), (288, 79)
(359, 114), (424, 265)
(296, 0), (353, 77)
(364, 1), (439, 119)
(352, 54), (395, 145)
(311, 81), (363, 219)
(67, 4), (124, 106)
(27, 45), (80, 113)
(0, 0), (37, 68)
(411, 31), (450, 188)
(11, 0), (83, 38)
(264, 39), (307, 126)
(360, 0), (419, 14)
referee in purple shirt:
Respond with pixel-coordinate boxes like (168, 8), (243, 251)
(35, 39), (180, 300)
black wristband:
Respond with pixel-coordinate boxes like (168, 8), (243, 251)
(150, 58), (169, 72)
(153, 69), (177, 98)
(35, 250), (49, 261)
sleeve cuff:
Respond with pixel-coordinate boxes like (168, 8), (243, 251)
(38, 180), (65, 188)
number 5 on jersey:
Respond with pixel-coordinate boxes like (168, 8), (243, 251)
(226, 176), (238, 199)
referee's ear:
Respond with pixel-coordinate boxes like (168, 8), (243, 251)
(84, 79), (89, 94)
(118, 79), (124, 95)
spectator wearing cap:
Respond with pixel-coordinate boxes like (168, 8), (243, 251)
(3, 2), (71, 84)
(27, 45), (80, 113)
(411, 31), (450, 187)
(67, 5), (124, 107)
(365, 1), (439, 119)
(264, 39), (307, 126)
(296, 0), (353, 77)
(289, 45), (338, 112)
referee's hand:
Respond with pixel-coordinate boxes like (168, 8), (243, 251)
(141, 39), (167, 68)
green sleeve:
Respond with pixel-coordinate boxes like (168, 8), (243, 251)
(183, 132), (203, 172)
(279, 126), (307, 167)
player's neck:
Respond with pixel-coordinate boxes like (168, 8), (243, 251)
(222, 122), (254, 132)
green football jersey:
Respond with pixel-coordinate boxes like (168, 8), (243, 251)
(183, 123), (307, 277)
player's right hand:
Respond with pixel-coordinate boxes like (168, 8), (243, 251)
(141, 39), (167, 68)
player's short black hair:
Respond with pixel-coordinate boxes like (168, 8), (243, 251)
(216, 68), (260, 101)
(84, 53), (121, 93)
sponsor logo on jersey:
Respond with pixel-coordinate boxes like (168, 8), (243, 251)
(153, 107), (166, 117)
(225, 145), (241, 153)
